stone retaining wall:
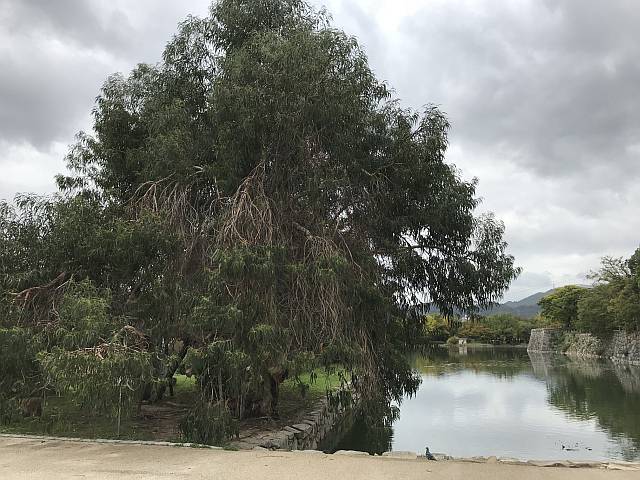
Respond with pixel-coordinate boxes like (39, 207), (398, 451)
(606, 331), (640, 365)
(527, 328), (561, 353)
(528, 328), (640, 365)
(563, 332), (604, 358)
(231, 396), (353, 451)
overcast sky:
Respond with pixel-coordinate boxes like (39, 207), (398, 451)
(2, 0), (639, 301)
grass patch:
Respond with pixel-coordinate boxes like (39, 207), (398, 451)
(0, 395), (154, 440)
(0, 375), (200, 441)
(0, 370), (344, 441)
(173, 374), (198, 400)
(280, 368), (346, 400)
(277, 367), (347, 419)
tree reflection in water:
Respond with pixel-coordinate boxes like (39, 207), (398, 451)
(334, 346), (640, 460)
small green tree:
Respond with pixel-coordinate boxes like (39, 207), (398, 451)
(482, 314), (533, 344)
(39, 347), (154, 435)
(538, 285), (586, 330)
(422, 314), (451, 342)
(576, 285), (614, 338)
(457, 322), (491, 343)
(608, 249), (640, 332)
(0, 327), (41, 422)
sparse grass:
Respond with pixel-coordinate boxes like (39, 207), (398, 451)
(0, 370), (343, 441)
(0, 394), (154, 440)
(0, 375), (200, 441)
(281, 368), (346, 399)
(277, 367), (347, 419)
(173, 374), (198, 400)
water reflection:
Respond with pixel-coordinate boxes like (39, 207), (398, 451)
(334, 346), (640, 461)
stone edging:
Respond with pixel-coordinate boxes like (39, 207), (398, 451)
(231, 395), (352, 450)
(337, 450), (640, 470)
(3, 434), (638, 470)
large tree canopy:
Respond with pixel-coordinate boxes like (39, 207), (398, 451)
(1, 0), (519, 440)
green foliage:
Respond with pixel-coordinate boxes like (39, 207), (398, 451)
(446, 336), (460, 345)
(49, 280), (120, 349)
(457, 323), (490, 343)
(572, 248), (640, 337)
(440, 314), (534, 345)
(576, 285), (614, 338)
(481, 314), (533, 344)
(538, 285), (587, 330)
(531, 313), (561, 329)
(39, 347), (154, 416)
(183, 342), (255, 417)
(179, 402), (238, 445)
(0, 327), (40, 398)
(422, 314), (451, 342)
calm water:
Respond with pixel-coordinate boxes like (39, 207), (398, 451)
(336, 346), (640, 461)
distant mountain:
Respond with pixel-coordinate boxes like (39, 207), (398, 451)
(419, 285), (589, 319)
(479, 288), (558, 318)
(480, 285), (591, 318)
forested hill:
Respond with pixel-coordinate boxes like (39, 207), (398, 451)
(423, 288), (559, 318)
(479, 289), (558, 318)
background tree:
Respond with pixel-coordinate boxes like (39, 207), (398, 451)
(575, 249), (640, 337)
(538, 285), (587, 330)
(422, 314), (451, 342)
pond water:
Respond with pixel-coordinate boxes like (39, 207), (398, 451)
(335, 346), (640, 461)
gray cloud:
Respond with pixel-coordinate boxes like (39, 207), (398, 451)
(318, 0), (640, 299)
(0, 0), (132, 53)
(1, 0), (639, 301)
(0, 0), (210, 148)
(392, 0), (640, 188)
(0, 40), (106, 147)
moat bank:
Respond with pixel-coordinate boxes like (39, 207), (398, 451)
(528, 328), (640, 365)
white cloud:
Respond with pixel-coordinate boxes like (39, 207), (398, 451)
(0, 141), (67, 199)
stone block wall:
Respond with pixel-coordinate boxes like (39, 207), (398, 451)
(606, 331), (640, 365)
(527, 328), (561, 352)
(529, 328), (640, 366)
(232, 396), (353, 451)
(563, 332), (604, 358)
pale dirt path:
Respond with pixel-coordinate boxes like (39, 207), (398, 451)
(0, 436), (638, 480)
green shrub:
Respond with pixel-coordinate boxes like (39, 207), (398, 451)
(446, 336), (459, 345)
(0, 327), (40, 397)
(576, 285), (614, 338)
(39, 347), (154, 416)
(0, 397), (19, 425)
(50, 280), (121, 350)
(179, 402), (238, 445)
(538, 285), (586, 330)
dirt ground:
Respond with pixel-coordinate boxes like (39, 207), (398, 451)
(1, 436), (638, 480)
(0, 374), (323, 443)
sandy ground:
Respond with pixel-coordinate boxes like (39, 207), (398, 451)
(0, 436), (638, 480)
